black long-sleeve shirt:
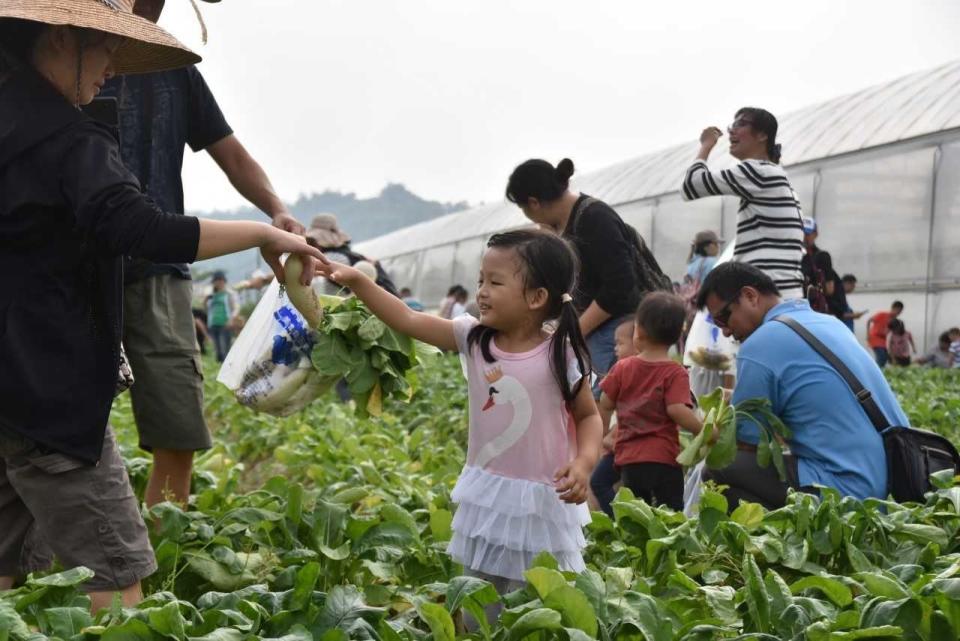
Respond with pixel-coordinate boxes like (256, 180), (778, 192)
(563, 195), (640, 317)
(0, 66), (200, 462)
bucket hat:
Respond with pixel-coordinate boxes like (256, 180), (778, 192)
(306, 213), (351, 249)
(0, 0), (200, 74)
(693, 229), (723, 246)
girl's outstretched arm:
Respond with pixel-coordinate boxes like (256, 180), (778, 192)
(554, 382), (603, 504)
(320, 262), (457, 351)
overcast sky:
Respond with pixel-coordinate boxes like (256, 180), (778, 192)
(158, 0), (960, 215)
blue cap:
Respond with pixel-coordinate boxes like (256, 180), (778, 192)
(802, 217), (817, 234)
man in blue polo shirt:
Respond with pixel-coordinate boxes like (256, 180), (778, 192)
(696, 262), (908, 509)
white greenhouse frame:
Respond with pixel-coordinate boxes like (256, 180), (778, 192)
(356, 60), (960, 351)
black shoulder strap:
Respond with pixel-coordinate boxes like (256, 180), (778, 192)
(570, 196), (598, 235)
(773, 315), (890, 434)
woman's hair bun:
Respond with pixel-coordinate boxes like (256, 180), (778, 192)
(555, 158), (575, 182)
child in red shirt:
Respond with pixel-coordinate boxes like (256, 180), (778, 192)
(598, 292), (702, 510)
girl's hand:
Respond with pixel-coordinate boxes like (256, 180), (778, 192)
(554, 458), (592, 504)
(699, 126), (723, 147)
(261, 227), (328, 285)
(316, 260), (369, 288)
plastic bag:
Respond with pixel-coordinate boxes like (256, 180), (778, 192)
(217, 279), (336, 416)
(683, 461), (706, 517)
(682, 240), (738, 376)
(683, 312), (738, 371)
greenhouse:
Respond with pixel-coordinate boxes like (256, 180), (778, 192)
(357, 59), (960, 350)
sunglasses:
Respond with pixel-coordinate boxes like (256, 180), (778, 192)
(711, 289), (743, 328)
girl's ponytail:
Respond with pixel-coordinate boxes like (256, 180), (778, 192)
(551, 294), (591, 402)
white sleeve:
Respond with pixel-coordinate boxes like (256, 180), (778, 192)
(681, 160), (795, 204)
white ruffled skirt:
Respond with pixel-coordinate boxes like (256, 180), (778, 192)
(446, 465), (592, 581)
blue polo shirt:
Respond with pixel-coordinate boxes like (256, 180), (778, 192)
(732, 299), (909, 500)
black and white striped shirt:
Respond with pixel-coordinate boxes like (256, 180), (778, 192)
(682, 159), (804, 299)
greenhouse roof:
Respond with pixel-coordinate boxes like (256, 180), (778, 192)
(357, 59), (960, 258)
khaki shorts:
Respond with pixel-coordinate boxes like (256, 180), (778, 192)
(123, 275), (212, 452)
(0, 427), (157, 591)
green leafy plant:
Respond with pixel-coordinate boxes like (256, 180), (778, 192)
(2, 358), (957, 640)
(310, 294), (440, 417)
(677, 388), (793, 479)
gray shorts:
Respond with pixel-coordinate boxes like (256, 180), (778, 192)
(123, 274), (212, 452)
(0, 427), (157, 591)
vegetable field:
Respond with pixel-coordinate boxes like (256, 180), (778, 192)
(2, 357), (958, 641)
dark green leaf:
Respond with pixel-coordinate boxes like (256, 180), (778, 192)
(789, 576), (853, 607)
(445, 576), (500, 615)
(416, 601), (455, 641)
(506, 608), (563, 641)
(543, 585), (598, 637)
(315, 585), (384, 633)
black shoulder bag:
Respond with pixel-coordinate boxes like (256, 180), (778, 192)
(572, 197), (672, 297)
(774, 315), (960, 502)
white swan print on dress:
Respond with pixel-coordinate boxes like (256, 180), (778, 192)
(473, 366), (533, 468)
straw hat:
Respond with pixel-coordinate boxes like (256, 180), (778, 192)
(306, 213), (351, 249)
(0, 0), (200, 75)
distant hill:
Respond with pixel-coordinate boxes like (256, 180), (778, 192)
(191, 183), (469, 282)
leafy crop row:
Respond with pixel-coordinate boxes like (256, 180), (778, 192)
(1, 358), (957, 640)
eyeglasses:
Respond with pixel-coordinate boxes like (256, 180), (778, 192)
(711, 289), (743, 328)
(728, 118), (754, 131)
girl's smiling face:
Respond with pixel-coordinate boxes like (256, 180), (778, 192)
(476, 247), (544, 331)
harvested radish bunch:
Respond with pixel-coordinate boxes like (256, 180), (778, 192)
(310, 294), (440, 417)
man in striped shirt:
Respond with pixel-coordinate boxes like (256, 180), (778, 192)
(681, 108), (804, 299)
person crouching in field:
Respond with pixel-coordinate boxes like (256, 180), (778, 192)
(598, 293), (703, 511)
(589, 318), (637, 516)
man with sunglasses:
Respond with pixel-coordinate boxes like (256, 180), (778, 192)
(694, 263), (908, 510)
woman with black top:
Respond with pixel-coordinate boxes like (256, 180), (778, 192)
(506, 158), (644, 388)
(815, 251), (851, 323)
(0, 1), (325, 609)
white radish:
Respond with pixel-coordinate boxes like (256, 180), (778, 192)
(284, 254), (323, 328)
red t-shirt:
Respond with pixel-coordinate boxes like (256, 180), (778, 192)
(867, 311), (892, 348)
(600, 357), (692, 468)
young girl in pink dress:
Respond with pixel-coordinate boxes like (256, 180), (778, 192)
(319, 229), (602, 591)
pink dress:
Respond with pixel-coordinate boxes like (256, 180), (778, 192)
(448, 316), (591, 581)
